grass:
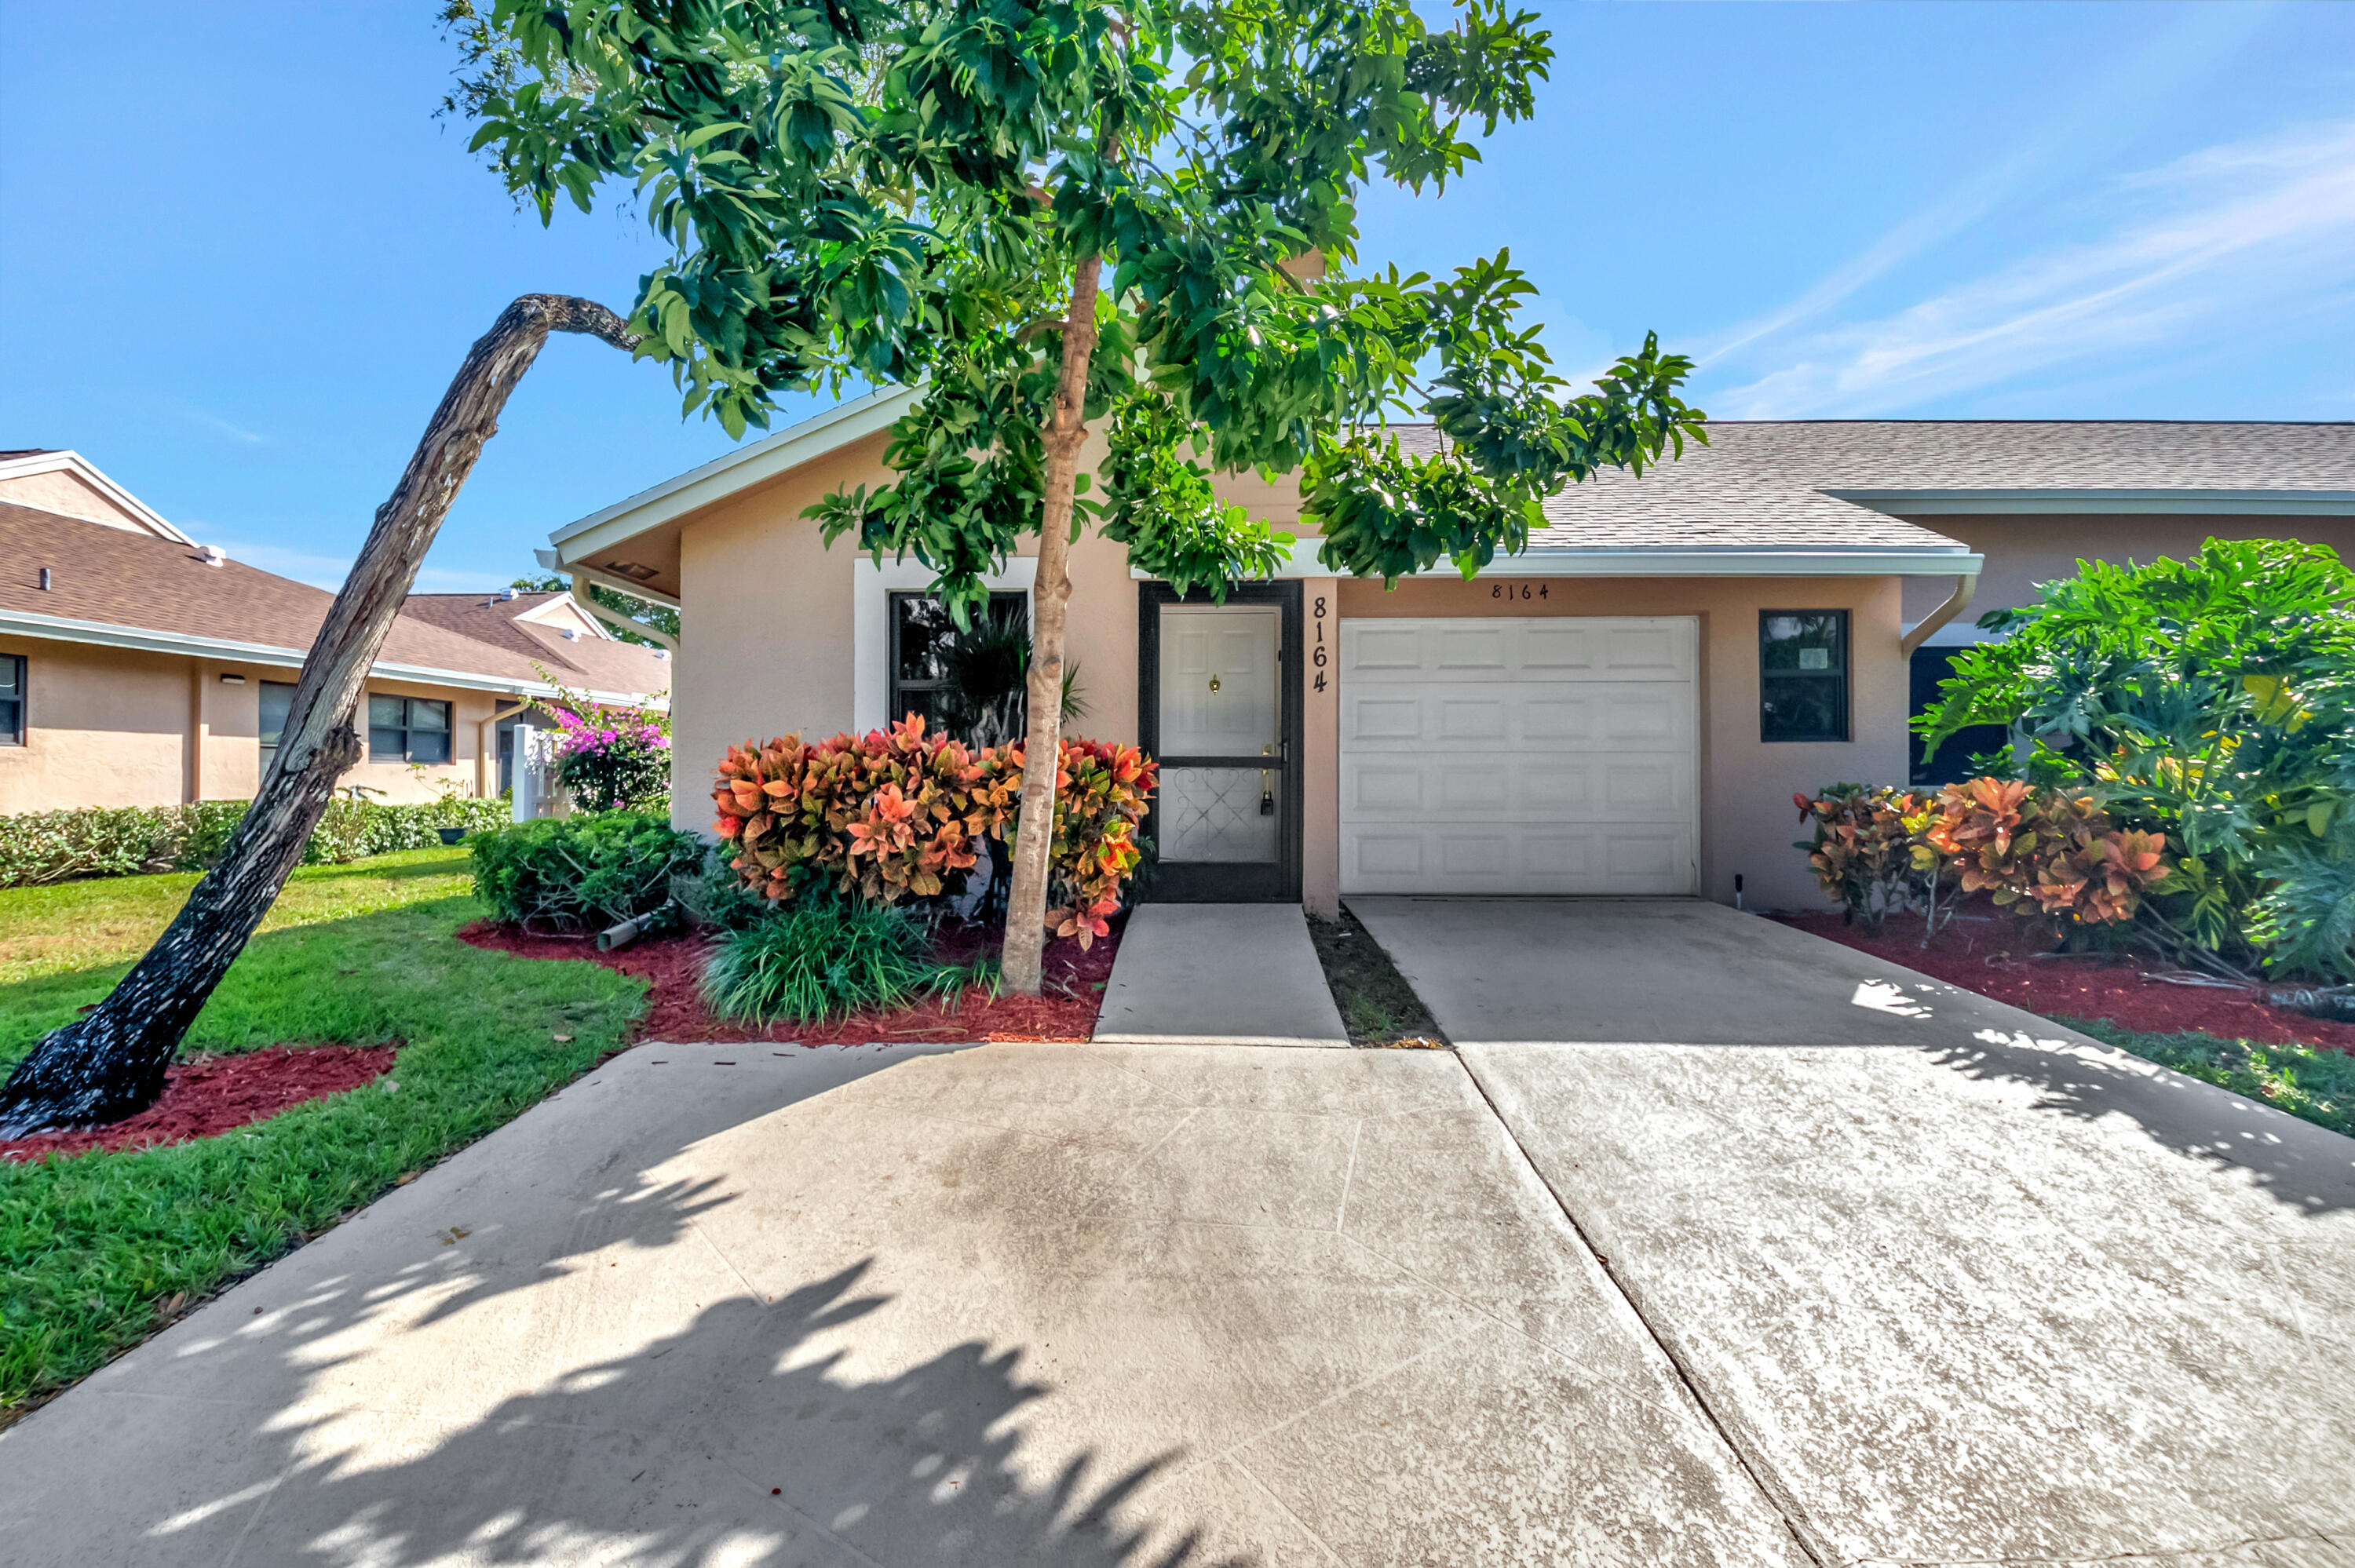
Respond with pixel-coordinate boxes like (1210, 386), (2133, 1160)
(699, 898), (1004, 1023)
(0, 848), (645, 1421)
(2060, 1017), (2353, 1140)
(1308, 909), (1447, 1048)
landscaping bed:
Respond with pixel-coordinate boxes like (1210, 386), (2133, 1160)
(459, 916), (1119, 1044)
(1774, 908), (2355, 1054)
(0, 1045), (397, 1162)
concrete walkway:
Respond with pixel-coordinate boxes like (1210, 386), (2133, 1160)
(1094, 903), (1348, 1046)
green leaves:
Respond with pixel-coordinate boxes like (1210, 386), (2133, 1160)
(458, 0), (1700, 612)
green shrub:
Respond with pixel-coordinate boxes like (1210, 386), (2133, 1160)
(468, 812), (703, 932)
(0, 796), (513, 889)
(699, 895), (1000, 1023)
(1915, 538), (2355, 983)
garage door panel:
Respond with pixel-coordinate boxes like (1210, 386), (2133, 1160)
(1344, 822), (1701, 895)
(1339, 618), (1696, 682)
(1342, 752), (1693, 822)
(1339, 616), (1699, 896)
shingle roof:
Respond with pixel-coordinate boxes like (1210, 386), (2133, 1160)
(0, 505), (673, 698)
(1372, 421), (2355, 552)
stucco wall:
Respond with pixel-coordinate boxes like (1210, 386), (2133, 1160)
(1900, 513), (2355, 630)
(0, 638), (190, 810)
(1336, 574), (1908, 912)
(0, 634), (509, 814)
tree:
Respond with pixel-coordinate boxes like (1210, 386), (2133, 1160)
(0, 298), (641, 1135)
(511, 571), (681, 647)
(460, 0), (1706, 994)
(4, 0), (1710, 1133)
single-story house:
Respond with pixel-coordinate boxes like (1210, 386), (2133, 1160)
(0, 449), (674, 814)
(542, 396), (2354, 912)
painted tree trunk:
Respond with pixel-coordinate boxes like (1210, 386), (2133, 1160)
(0, 295), (638, 1137)
(1000, 255), (1104, 996)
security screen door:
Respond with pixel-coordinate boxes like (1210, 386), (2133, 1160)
(1138, 582), (1303, 902)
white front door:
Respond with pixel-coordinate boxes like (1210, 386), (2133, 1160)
(1338, 616), (1700, 895)
(1158, 603), (1282, 863)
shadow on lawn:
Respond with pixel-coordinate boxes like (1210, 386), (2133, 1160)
(2, 1047), (1236, 1568)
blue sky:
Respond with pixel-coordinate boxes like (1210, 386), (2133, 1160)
(2, 2), (2350, 593)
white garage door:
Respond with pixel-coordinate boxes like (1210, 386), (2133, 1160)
(1338, 617), (1699, 895)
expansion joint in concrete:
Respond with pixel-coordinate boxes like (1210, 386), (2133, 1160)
(1450, 1052), (1838, 1568)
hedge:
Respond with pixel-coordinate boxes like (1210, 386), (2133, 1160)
(0, 796), (513, 889)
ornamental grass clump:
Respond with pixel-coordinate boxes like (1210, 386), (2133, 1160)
(699, 895), (999, 1024)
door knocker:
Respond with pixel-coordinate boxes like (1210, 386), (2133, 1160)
(1208, 674), (1221, 693)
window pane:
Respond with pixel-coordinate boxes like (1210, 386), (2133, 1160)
(0, 696), (20, 746)
(369, 727), (406, 759)
(258, 681), (295, 748)
(1762, 676), (1846, 742)
(893, 595), (955, 683)
(409, 729), (451, 764)
(1760, 612), (1846, 671)
(368, 694), (405, 728)
(409, 700), (449, 732)
(1159, 765), (1280, 862)
(0, 655), (20, 698)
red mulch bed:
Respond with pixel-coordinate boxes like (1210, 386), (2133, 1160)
(457, 917), (1118, 1045)
(0, 1045), (399, 1162)
(1776, 908), (2355, 1054)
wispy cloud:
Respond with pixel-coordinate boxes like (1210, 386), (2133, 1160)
(1714, 116), (2355, 417)
(175, 407), (268, 445)
(202, 536), (509, 596)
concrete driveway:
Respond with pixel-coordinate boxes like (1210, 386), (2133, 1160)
(4, 906), (2351, 1566)
(1353, 896), (2355, 1565)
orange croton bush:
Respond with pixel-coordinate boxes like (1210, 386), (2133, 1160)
(711, 717), (1156, 946)
(1795, 778), (2174, 941)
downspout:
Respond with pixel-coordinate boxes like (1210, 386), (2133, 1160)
(1900, 571), (1979, 659)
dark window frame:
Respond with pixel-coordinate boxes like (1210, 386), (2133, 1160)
(885, 589), (1029, 732)
(368, 693), (454, 764)
(1759, 610), (1851, 743)
(0, 652), (24, 746)
(257, 679), (297, 772)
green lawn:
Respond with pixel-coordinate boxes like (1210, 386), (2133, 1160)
(0, 848), (646, 1420)
(2062, 1016), (2353, 1139)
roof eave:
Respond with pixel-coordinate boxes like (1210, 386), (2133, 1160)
(546, 385), (919, 565)
(0, 608), (668, 706)
(1829, 488), (2355, 517)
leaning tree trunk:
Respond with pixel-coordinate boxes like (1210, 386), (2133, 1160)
(1000, 254), (1105, 996)
(0, 295), (638, 1136)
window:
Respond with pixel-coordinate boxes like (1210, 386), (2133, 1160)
(257, 680), (297, 772)
(0, 654), (23, 746)
(368, 694), (452, 764)
(1760, 611), (1849, 742)
(887, 591), (1029, 744)
(1908, 646), (2010, 784)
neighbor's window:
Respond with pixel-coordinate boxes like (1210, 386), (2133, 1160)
(257, 680), (296, 773)
(1760, 611), (1849, 742)
(0, 653), (24, 746)
(368, 694), (452, 764)
(888, 590), (1028, 738)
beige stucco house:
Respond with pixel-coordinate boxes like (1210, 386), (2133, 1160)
(0, 450), (674, 815)
(542, 397), (2354, 913)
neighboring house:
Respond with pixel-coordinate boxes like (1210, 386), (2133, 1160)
(542, 393), (2355, 912)
(0, 450), (674, 815)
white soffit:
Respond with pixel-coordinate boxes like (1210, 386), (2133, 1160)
(1129, 540), (1982, 580)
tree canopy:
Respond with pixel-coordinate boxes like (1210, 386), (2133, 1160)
(457, 0), (1707, 622)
